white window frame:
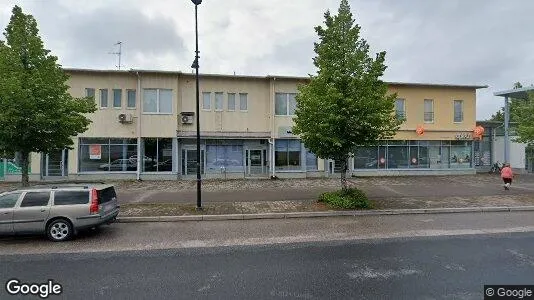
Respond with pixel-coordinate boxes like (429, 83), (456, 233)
(113, 89), (122, 109)
(227, 93), (236, 111)
(202, 92), (211, 111)
(395, 98), (406, 121)
(424, 99), (434, 123)
(99, 88), (108, 109)
(239, 93), (248, 112)
(275, 93), (297, 116)
(142, 88), (173, 115)
(126, 89), (136, 109)
(453, 100), (464, 123)
(214, 92), (224, 111)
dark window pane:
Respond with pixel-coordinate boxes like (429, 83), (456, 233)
(387, 146), (409, 169)
(143, 138), (158, 172)
(158, 138), (173, 172)
(20, 192), (50, 207)
(306, 149), (317, 171)
(113, 89), (122, 108)
(127, 90), (136, 108)
(54, 191), (89, 205)
(0, 193), (22, 208)
(80, 144), (110, 172)
(354, 146), (379, 169)
(109, 138), (137, 145)
(97, 187), (117, 204)
(100, 89), (108, 107)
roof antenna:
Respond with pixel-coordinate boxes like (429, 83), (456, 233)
(109, 41), (122, 70)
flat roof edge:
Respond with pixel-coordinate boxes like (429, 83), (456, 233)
(63, 68), (487, 89)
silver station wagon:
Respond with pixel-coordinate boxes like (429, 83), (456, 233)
(0, 184), (120, 242)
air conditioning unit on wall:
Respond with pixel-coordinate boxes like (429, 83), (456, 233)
(118, 113), (133, 124)
(180, 112), (194, 125)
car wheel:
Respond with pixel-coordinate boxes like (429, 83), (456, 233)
(46, 219), (73, 242)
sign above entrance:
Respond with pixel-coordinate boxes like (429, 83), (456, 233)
(89, 145), (101, 160)
(455, 132), (472, 140)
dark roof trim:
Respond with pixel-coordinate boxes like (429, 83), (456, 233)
(63, 68), (487, 89)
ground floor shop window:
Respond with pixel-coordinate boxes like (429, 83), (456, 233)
(79, 138), (137, 172)
(143, 138), (173, 172)
(206, 143), (244, 173)
(275, 139), (301, 171)
(353, 140), (472, 170)
(450, 141), (472, 168)
(305, 149), (318, 171)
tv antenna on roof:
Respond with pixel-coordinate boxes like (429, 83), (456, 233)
(109, 41), (122, 70)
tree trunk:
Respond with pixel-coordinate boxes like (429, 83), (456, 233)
(339, 157), (348, 191)
(20, 151), (30, 187)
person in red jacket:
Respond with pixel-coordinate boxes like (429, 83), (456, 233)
(500, 163), (514, 190)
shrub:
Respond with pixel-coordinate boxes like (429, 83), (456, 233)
(318, 188), (372, 209)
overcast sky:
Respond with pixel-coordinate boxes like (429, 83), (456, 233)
(1, 0), (533, 120)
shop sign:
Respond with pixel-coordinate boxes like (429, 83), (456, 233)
(455, 132), (472, 140)
(89, 145), (102, 160)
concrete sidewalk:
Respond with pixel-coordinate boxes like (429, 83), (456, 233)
(114, 174), (534, 204)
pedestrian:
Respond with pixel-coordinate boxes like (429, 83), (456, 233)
(500, 163), (514, 190)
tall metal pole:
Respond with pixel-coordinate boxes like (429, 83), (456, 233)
(194, 3), (202, 210)
(504, 95), (510, 164)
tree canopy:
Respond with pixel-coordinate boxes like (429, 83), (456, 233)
(0, 6), (96, 185)
(292, 0), (400, 189)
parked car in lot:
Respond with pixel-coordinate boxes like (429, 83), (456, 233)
(0, 183), (120, 242)
(98, 159), (136, 171)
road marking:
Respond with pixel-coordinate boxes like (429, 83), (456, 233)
(444, 263), (466, 271)
(347, 266), (422, 280)
(507, 249), (534, 267)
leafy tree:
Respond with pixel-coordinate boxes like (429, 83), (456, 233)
(292, 0), (400, 190)
(0, 6), (96, 186)
(488, 82), (523, 122)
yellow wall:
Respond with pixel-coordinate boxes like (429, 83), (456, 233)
(390, 84), (476, 137)
(66, 70), (480, 142)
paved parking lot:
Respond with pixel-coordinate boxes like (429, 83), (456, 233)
(2, 174), (533, 204)
(115, 174), (534, 204)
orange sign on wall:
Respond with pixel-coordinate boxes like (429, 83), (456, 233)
(473, 126), (485, 140)
(416, 125), (424, 136)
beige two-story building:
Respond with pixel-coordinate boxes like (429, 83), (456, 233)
(8, 68), (486, 181)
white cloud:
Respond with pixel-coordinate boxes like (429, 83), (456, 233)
(1, 0), (533, 119)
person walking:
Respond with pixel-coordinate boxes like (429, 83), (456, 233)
(500, 163), (514, 190)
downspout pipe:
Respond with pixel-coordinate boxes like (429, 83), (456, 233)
(135, 71), (142, 181)
(268, 138), (275, 178)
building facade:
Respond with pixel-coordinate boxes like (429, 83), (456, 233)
(2, 69), (486, 181)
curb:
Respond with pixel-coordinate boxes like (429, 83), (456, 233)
(116, 206), (534, 223)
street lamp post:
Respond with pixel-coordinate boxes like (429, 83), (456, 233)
(191, 0), (202, 210)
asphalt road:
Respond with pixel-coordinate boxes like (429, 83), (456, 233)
(2, 232), (534, 299)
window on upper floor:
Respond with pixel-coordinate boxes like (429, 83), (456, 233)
(239, 93), (248, 111)
(424, 99), (434, 123)
(85, 88), (95, 101)
(202, 92), (211, 110)
(113, 89), (122, 108)
(100, 89), (108, 108)
(395, 98), (405, 121)
(215, 92), (224, 111)
(227, 93), (236, 111)
(454, 100), (464, 122)
(127, 89), (136, 108)
(275, 93), (298, 116)
(143, 89), (172, 114)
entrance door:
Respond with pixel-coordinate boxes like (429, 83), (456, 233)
(44, 149), (68, 177)
(181, 149), (204, 176)
(246, 149), (265, 175)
